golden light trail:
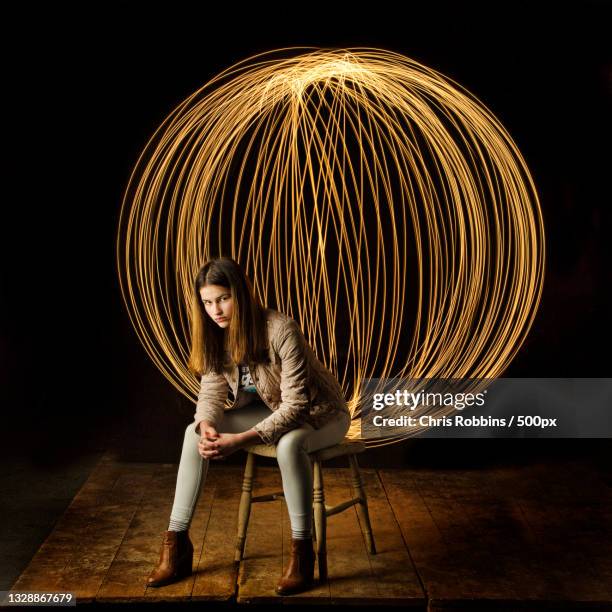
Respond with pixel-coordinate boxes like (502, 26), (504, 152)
(116, 47), (545, 448)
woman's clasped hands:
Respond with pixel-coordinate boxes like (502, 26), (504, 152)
(198, 422), (243, 460)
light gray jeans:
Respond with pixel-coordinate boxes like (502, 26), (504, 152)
(169, 400), (351, 537)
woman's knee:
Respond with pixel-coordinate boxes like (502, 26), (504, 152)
(185, 421), (198, 438)
(276, 428), (309, 461)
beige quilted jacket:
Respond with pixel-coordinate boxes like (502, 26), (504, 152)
(193, 308), (350, 445)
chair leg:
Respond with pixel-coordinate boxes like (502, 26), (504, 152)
(235, 451), (255, 562)
(348, 454), (376, 554)
(311, 512), (317, 547)
(313, 458), (327, 582)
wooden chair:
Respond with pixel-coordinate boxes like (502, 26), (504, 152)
(234, 438), (376, 581)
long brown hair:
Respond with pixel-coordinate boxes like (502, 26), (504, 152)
(188, 257), (269, 376)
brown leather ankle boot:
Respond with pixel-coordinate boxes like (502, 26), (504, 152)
(146, 530), (194, 588)
(275, 537), (315, 595)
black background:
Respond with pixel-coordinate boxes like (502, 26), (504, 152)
(3, 3), (610, 465)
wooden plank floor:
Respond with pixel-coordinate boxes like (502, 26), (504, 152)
(8, 450), (612, 609)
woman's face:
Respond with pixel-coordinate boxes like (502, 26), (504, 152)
(200, 284), (234, 329)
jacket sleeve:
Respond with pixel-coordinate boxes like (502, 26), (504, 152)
(252, 319), (311, 445)
(193, 370), (229, 434)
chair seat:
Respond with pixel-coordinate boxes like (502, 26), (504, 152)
(245, 437), (366, 460)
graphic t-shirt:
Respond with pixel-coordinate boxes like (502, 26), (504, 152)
(231, 361), (261, 408)
(239, 362), (258, 393)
